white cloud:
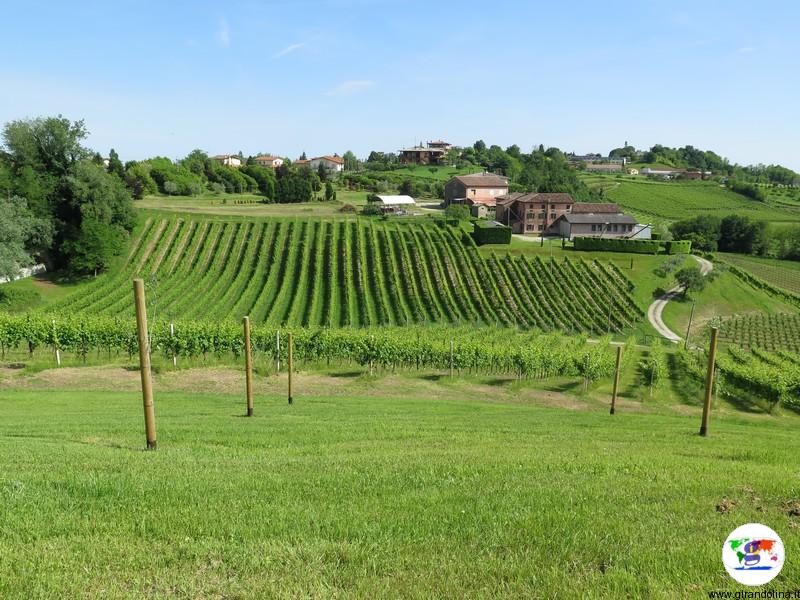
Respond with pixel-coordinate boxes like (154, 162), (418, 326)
(216, 19), (230, 47)
(274, 43), (306, 58)
(324, 80), (375, 96)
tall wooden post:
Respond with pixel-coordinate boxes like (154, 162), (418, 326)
(700, 327), (719, 437)
(52, 319), (61, 367)
(287, 332), (294, 405)
(243, 316), (254, 417)
(610, 345), (622, 415)
(169, 322), (176, 367)
(684, 302), (696, 349)
(133, 279), (157, 450)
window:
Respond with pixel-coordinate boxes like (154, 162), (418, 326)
(538, 212), (546, 218)
(591, 224), (597, 232)
(550, 213), (556, 220)
(541, 204), (546, 209)
(527, 212), (535, 219)
(526, 224), (534, 231)
(612, 224), (618, 232)
(538, 224), (544, 231)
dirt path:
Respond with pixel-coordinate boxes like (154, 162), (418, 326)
(647, 255), (713, 343)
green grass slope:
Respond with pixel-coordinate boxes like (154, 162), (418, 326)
(0, 387), (797, 598)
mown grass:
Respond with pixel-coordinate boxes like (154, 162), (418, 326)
(719, 253), (800, 295)
(0, 385), (798, 598)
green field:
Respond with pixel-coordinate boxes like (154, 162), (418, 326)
(718, 313), (800, 352)
(581, 175), (800, 223)
(42, 216), (643, 333)
(1, 368), (798, 598)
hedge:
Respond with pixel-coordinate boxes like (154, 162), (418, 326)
(573, 237), (692, 255)
(472, 221), (512, 245)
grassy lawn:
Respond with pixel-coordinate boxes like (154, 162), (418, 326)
(1, 375), (798, 598)
(137, 194), (357, 218)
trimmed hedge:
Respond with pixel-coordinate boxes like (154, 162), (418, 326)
(472, 221), (512, 245)
(573, 237), (692, 255)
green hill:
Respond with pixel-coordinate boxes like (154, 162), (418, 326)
(581, 175), (800, 223)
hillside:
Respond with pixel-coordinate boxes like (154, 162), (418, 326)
(581, 174), (800, 223)
(46, 216), (642, 334)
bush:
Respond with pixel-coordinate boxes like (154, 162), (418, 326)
(573, 237), (692, 255)
(472, 221), (511, 245)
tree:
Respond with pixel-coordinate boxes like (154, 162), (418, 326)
(299, 151), (307, 160)
(61, 218), (126, 275)
(719, 215), (767, 254)
(342, 150), (358, 171)
(399, 179), (414, 196)
(317, 162), (328, 182)
(675, 266), (706, 297)
(164, 181), (178, 195)
(107, 148), (125, 179)
(444, 204), (470, 221)
(670, 216), (721, 252)
(0, 196), (53, 279)
(325, 181), (335, 202)
(3, 116), (89, 177)
(124, 161), (157, 199)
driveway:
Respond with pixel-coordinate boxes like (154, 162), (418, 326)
(646, 255), (713, 343)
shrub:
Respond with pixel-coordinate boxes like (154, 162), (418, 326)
(472, 221), (511, 245)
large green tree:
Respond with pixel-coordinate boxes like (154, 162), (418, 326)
(0, 196), (53, 279)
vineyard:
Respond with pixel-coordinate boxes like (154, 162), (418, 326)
(0, 314), (628, 382)
(716, 345), (800, 411)
(718, 312), (800, 352)
(720, 253), (800, 295)
(44, 217), (643, 334)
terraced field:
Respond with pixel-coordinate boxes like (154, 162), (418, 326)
(48, 217), (642, 333)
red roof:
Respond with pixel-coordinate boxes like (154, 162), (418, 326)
(314, 155), (344, 164)
(571, 203), (622, 214)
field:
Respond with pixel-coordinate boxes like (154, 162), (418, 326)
(718, 313), (800, 352)
(719, 253), (800, 295)
(1, 367), (799, 598)
(43, 216), (643, 334)
(580, 175), (800, 223)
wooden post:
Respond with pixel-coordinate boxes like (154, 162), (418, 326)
(287, 332), (293, 405)
(243, 316), (254, 417)
(684, 302), (696, 349)
(133, 279), (157, 450)
(610, 345), (622, 415)
(169, 322), (176, 367)
(699, 327), (719, 437)
(52, 319), (61, 367)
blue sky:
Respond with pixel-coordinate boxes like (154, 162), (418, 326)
(2, 0), (798, 169)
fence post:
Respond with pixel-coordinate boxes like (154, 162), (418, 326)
(287, 332), (293, 405)
(133, 279), (157, 450)
(610, 345), (622, 415)
(52, 319), (61, 367)
(699, 327), (719, 437)
(243, 316), (254, 417)
(169, 322), (176, 367)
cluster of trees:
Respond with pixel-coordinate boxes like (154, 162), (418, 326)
(726, 179), (767, 202)
(362, 141), (597, 201)
(116, 150), (343, 204)
(607, 143), (798, 186)
(670, 215), (769, 255)
(0, 116), (136, 277)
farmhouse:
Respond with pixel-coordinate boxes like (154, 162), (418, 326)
(254, 155), (284, 169)
(294, 159), (311, 168)
(444, 173), (509, 206)
(426, 140), (453, 151)
(373, 194), (416, 214)
(399, 146), (446, 165)
(213, 155), (242, 168)
(552, 203), (641, 239)
(495, 192), (575, 234)
(310, 155), (345, 172)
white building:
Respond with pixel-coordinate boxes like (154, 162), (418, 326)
(213, 155), (242, 168)
(309, 155), (345, 172)
(374, 195), (416, 214)
(254, 155), (284, 169)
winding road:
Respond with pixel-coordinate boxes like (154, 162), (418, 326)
(647, 255), (713, 343)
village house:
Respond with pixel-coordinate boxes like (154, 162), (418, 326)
(254, 155), (284, 169)
(399, 145), (446, 165)
(552, 203), (643, 239)
(309, 155), (345, 172)
(444, 173), (509, 207)
(426, 140), (452, 151)
(495, 192), (575, 234)
(213, 154), (242, 168)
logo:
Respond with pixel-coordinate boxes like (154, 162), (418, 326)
(722, 523), (784, 586)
